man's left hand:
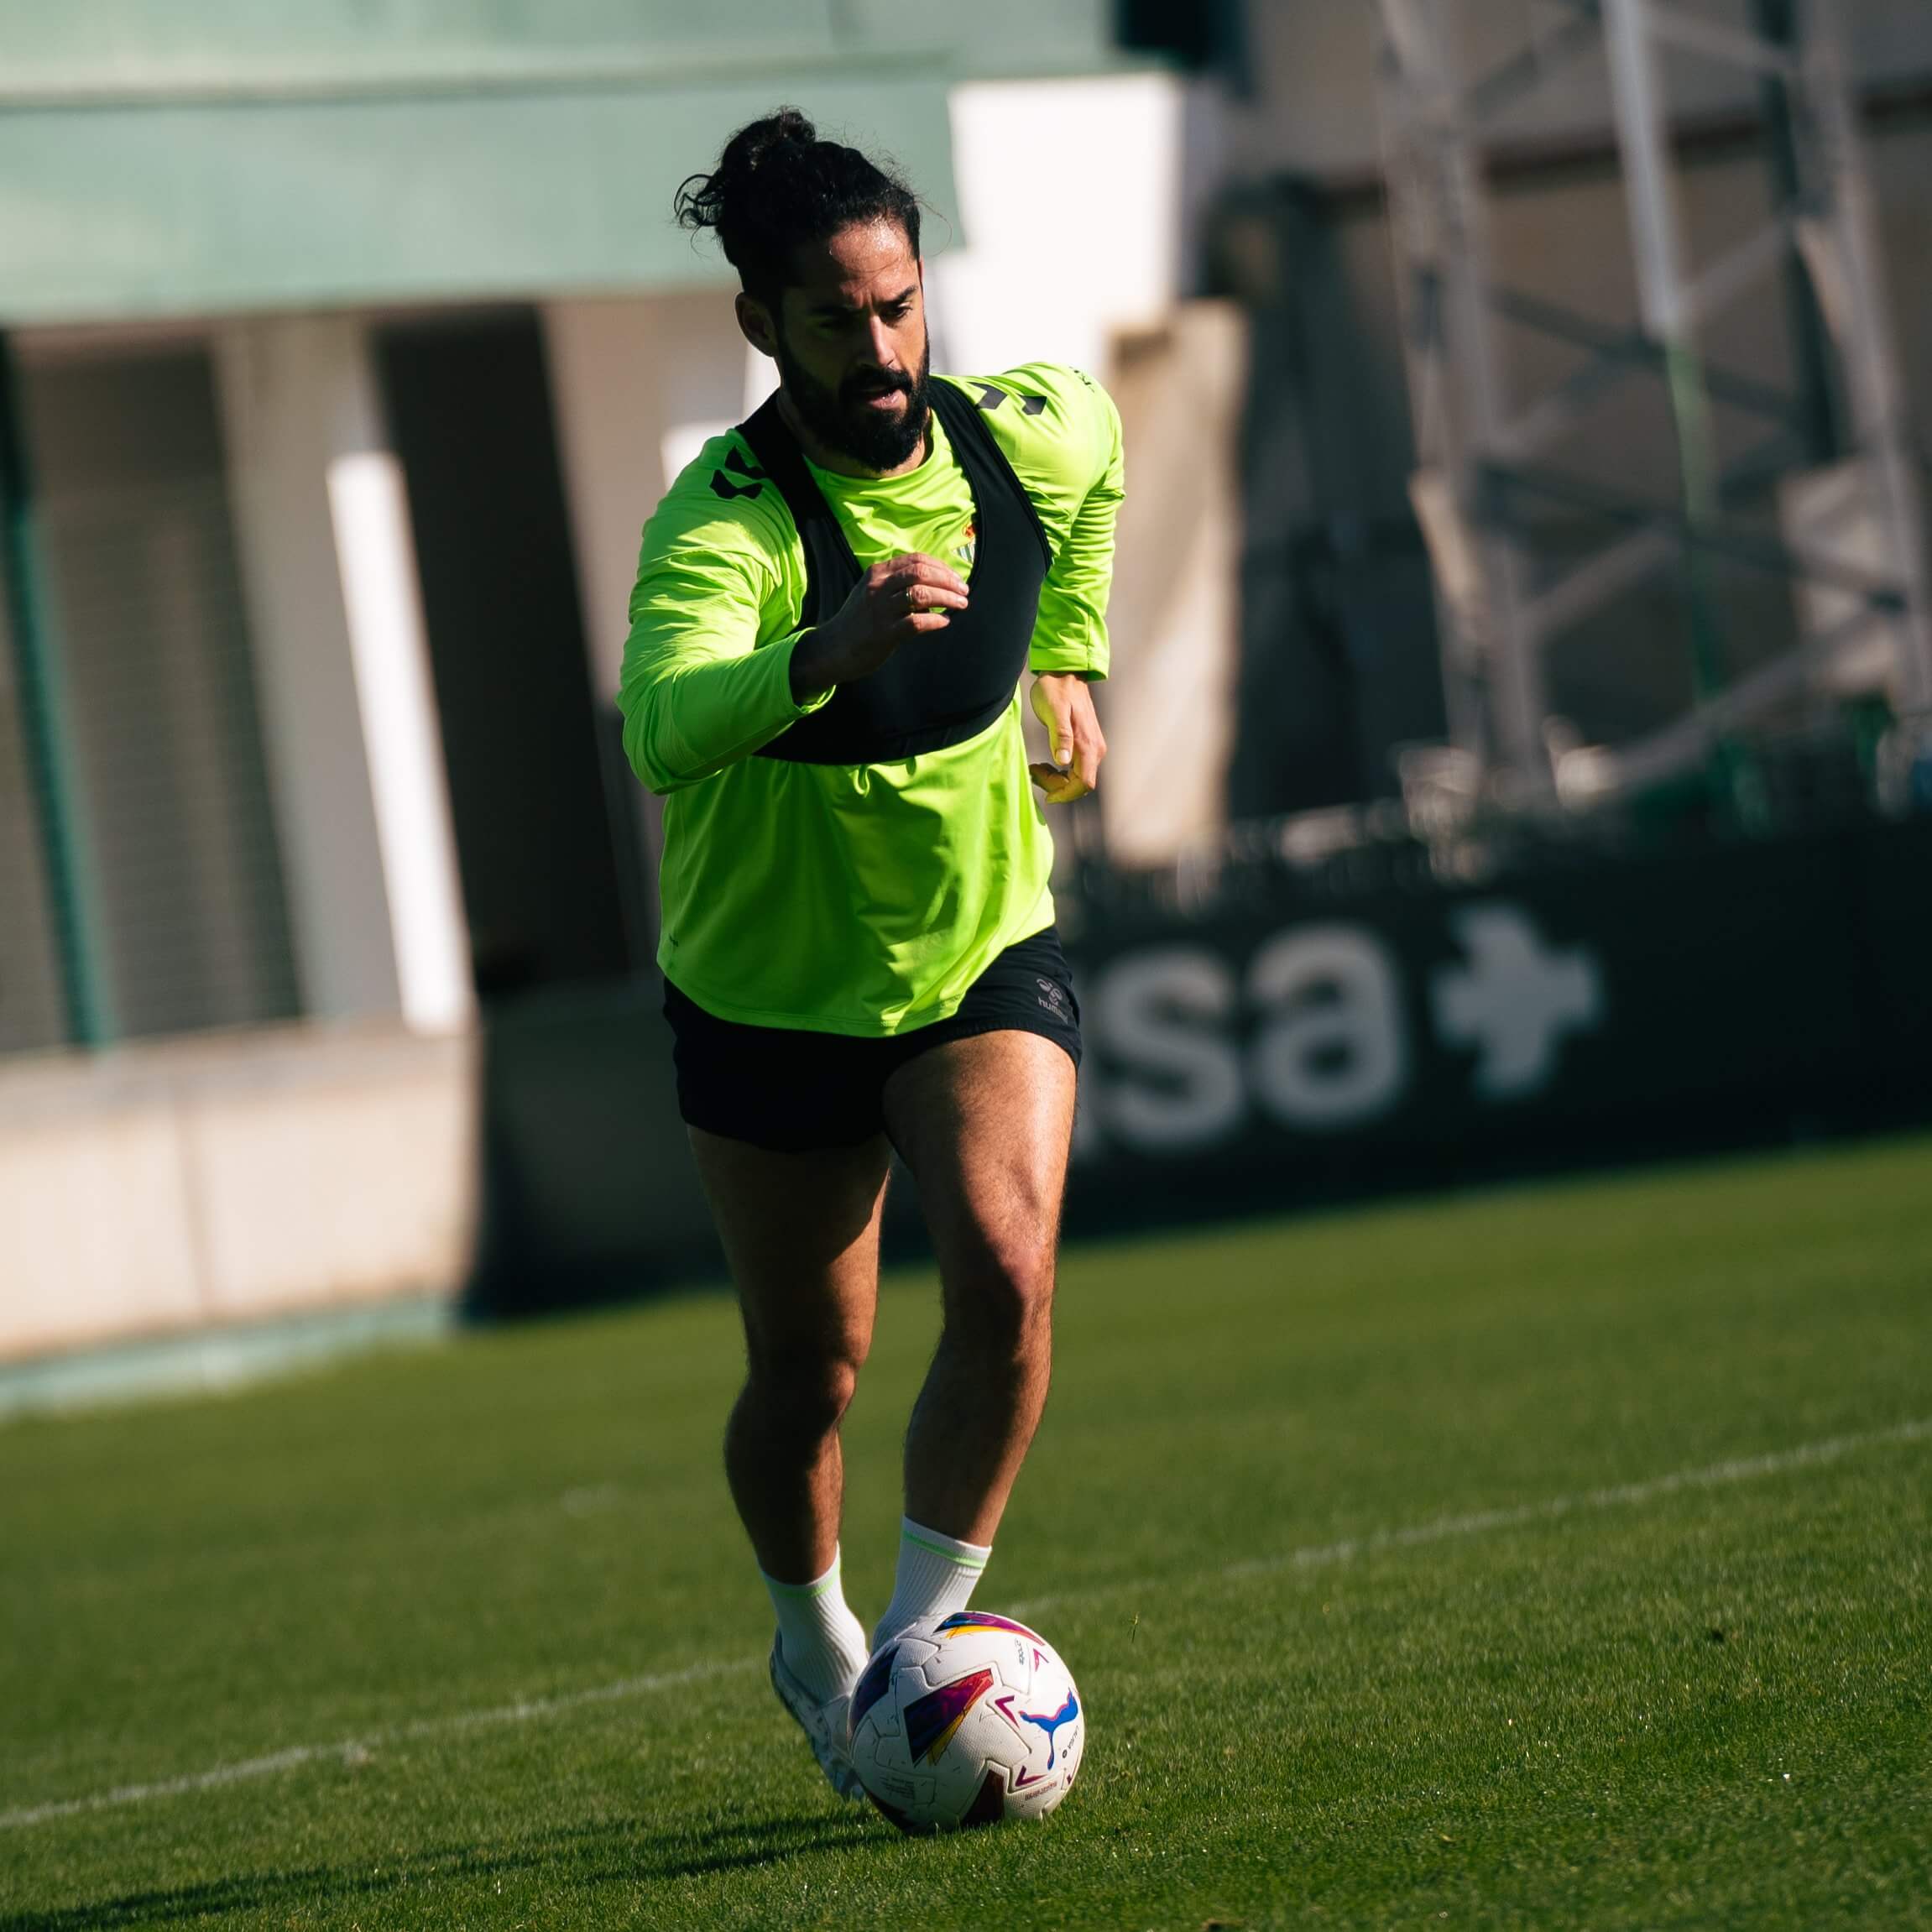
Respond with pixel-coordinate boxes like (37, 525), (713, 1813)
(1029, 674), (1106, 805)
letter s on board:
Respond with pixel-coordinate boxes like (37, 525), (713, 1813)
(1092, 948), (1244, 1153)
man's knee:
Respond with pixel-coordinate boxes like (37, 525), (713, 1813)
(945, 1224), (1056, 1356)
(743, 1341), (864, 1439)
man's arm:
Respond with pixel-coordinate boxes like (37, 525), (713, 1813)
(619, 517), (972, 796)
(617, 511), (832, 796)
(1025, 366), (1125, 685)
(1013, 365), (1124, 800)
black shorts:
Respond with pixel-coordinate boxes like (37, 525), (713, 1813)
(663, 926), (1082, 1151)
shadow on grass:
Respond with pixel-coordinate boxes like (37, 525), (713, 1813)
(3, 1807), (884, 1928)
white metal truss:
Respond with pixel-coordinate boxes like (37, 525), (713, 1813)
(1374, 0), (1932, 807)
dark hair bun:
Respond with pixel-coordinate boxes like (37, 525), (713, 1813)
(728, 107), (817, 172)
(675, 107), (921, 304)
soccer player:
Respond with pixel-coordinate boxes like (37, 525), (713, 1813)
(618, 108), (1121, 1799)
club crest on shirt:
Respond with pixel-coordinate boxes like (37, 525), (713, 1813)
(954, 520), (978, 573)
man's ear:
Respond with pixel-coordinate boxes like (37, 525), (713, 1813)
(735, 291), (778, 360)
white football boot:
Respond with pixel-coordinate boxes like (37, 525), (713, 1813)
(768, 1636), (866, 1802)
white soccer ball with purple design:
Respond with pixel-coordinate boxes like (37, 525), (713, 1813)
(846, 1611), (1084, 1832)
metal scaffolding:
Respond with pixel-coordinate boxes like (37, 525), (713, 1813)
(1375, 0), (1932, 811)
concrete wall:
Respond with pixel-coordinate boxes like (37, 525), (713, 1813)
(3, 314), (484, 1360)
(0, 1020), (478, 1360)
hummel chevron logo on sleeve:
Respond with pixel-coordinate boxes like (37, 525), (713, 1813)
(975, 384), (1047, 415)
(709, 446), (766, 500)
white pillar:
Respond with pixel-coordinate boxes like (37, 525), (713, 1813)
(542, 291), (763, 958)
(930, 72), (1197, 380)
(541, 290), (756, 703)
(1099, 303), (1245, 864)
(216, 316), (473, 1035)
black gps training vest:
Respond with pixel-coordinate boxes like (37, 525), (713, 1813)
(736, 378), (1054, 765)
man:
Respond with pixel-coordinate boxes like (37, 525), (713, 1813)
(618, 108), (1121, 1799)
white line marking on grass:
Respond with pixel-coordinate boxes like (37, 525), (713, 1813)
(0, 1657), (755, 1832)
(5, 1414), (1926, 1833)
(1224, 1412), (1932, 1579)
(1012, 1413), (1932, 1619)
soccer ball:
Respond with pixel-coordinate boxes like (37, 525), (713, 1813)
(847, 1611), (1084, 1832)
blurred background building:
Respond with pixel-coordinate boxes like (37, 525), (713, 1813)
(3, 2), (1929, 1377)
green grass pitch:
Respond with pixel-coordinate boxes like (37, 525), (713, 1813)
(3, 1135), (1929, 1930)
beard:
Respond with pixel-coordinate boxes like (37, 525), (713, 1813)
(775, 326), (932, 473)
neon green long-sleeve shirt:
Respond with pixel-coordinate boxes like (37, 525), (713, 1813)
(618, 362), (1123, 1036)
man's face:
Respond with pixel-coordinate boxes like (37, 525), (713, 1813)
(744, 219), (930, 474)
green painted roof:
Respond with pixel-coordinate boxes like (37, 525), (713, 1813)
(0, 0), (1122, 322)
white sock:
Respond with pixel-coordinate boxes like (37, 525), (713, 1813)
(872, 1517), (992, 1650)
(762, 1548), (869, 1704)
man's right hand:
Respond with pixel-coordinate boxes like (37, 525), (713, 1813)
(789, 552), (969, 702)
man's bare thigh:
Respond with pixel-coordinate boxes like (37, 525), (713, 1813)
(687, 1129), (894, 1349)
(881, 1031), (1077, 1262)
